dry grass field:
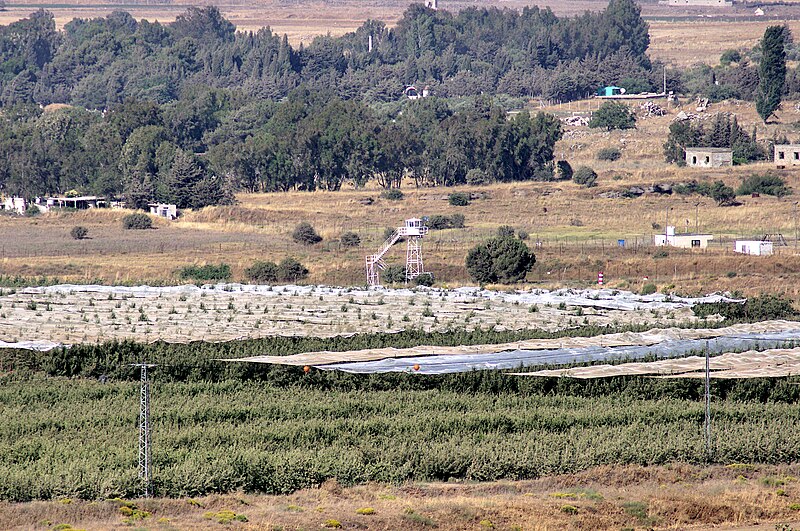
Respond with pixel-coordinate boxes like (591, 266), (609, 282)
(1, 99), (800, 297)
(2, 464), (800, 530)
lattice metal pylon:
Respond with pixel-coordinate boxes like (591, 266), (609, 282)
(405, 236), (424, 282)
(133, 363), (155, 498)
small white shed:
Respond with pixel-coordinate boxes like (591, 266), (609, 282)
(734, 240), (773, 256)
(149, 203), (178, 220)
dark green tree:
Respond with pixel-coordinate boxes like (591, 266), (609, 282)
(589, 102), (636, 131)
(466, 235), (535, 284)
(755, 25), (788, 123)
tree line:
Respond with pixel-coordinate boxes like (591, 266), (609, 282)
(0, 91), (563, 201)
(0, 1), (653, 108)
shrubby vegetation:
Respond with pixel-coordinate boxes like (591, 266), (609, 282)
(121, 213), (152, 230)
(692, 294), (795, 321)
(70, 225), (88, 240)
(597, 147), (622, 161)
(245, 258), (310, 283)
(572, 166), (598, 187)
(292, 222), (322, 245)
(736, 172), (791, 197)
(427, 213), (465, 230)
(448, 192), (470, 206)
(178, 263), (232, 282)
(674, 180), (736, 206)
(339, 232), (361, 248)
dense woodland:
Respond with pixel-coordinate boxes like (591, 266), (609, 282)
(0, 1), (796, 204)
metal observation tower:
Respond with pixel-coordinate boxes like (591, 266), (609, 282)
(365, 218), (429, 286)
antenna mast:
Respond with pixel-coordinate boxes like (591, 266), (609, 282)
(132, 363), (156, 497)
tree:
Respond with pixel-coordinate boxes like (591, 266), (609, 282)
(245, 260), (279, 282)
(465, 235), (535, 284)
(573, 166), (598, 187)
(756, 25), (788, 123)
(589, 102), (636, 131)
(705, 180), (735, 206)
(292, 222), (322, 245)
(70, 226), (88, 240)
(277, 257), (309, 282)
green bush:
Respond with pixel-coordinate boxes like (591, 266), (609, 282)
(448, 192), (471, 206)
(466, 236), (535, 284)
(122, 213), (152, 230)
(428, 214), (465, 230)
(413, 272), (434, 287)
(556, 160), (573, 181)
(693, 294), (795, 321)
(70, 226), (88, 240)
(736, 172), (791, 197)
(588, 102), (636, 131)
(179, 263), (232, 282)
(466, 169), (489, 185)
(292, 222), (322, 245)
(245, 261), (279, 282)
(340, 231), (361, 248)
(573, 166), (598, 187)
(640, 283), (657, 295)
(497, 225), (516, 238)
(381, 188), (404, 201)
(277, 257), (309, 282)
(597, 147), (622, 161)
(382, 265), (407, 284)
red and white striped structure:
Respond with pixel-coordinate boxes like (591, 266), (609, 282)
(598, 271), (604, 286)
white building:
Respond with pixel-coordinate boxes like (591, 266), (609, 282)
(2, 197), (26, 215)
(685, 147), (733, 168)
(654, 226), (714, 249)
(149, 203), (178, 220)
(734, 240), (773, 256)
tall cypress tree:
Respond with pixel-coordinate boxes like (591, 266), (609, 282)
(756, 25), (788, 123)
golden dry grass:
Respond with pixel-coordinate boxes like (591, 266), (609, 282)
(649, 20), (800, 67)
(2, 464), (800, 530)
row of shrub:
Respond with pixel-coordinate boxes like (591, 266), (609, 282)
(177, 258), (310, 283)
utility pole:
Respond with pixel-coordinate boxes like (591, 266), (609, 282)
(794, 202), (798, 250)
(704, 340), (711, 460)
(132, 363), (156, 498)
(695, 202), (700, 235)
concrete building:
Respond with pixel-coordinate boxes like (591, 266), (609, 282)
(685, 147), (733, 168)
(654, 226), (713, 249)
(2, 196), (27, 215)
(734, 240), (773, 256)
(149, 203), (177, 220)
(775, 144), (800, 169)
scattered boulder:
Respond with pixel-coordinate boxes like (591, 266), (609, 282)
(599, 191), (623, 199)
